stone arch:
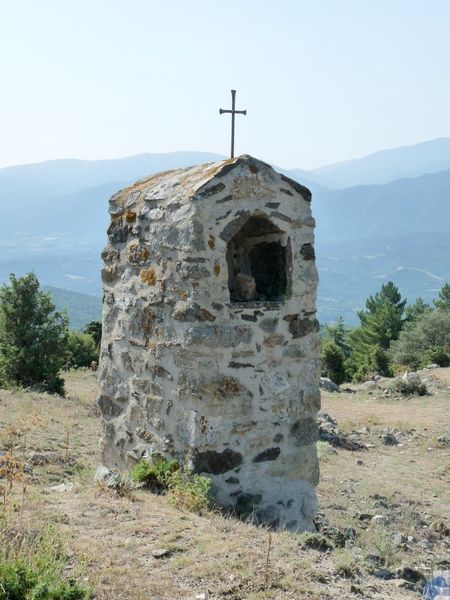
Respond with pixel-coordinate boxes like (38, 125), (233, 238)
(223, 213), (289, 303)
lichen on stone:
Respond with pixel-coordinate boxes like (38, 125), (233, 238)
(140, 268), (157, 285)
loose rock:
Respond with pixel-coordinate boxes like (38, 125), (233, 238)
(152, 548), (171, 559)
(371, 515), (388, 525)
(319, 377), (339, 392)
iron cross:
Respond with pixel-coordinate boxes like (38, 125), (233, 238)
(219, 90), (247, 158)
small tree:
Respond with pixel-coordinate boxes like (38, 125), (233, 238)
(324, 316), (351, 357)
(66, 331), (99, 368)
(0, 273), (68, 394)
(83, 321), (102, 348)
(348, 282), (405, 380)
(434, 282), (450, 311)
(356, 281), (406, 349)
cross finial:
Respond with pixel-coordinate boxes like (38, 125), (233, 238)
(219, 90), (247, 158)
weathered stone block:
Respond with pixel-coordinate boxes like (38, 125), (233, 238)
(193, 448), (243, 474)
(185, 324), (253, 347)
(290, 417), (319, 446)
(283, 314), (320, 338)
(140, 268), (157, 285)
(172, 301), (215, 322)
(128, 242), (150, 265)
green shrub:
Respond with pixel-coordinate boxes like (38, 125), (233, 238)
(130, 457), (179, 491)
(130, 456), (212, 514)
(168, 471), (212, 514)
(388, 378), (427, 396)
(0, 564), (89, 600)
(423, 346), (450, 367)
(390, 310), (450, 370)
(65, 331), (98, 369)
(130, 458), (153, 483)
(298, 532), (334, 551)
(0, 527), (90, 600)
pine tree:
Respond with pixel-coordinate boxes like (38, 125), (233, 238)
(320, 339), (347, 384)
(405, 297), (432, 323)
(0, 273), (69, 394)
(434, 282), (450, 311)
(348, 282), (406, 379)
(357, 281), (406, 348)
(324, 316), (351, 356)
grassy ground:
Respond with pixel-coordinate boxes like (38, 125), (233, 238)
(0, 368), (449, 599)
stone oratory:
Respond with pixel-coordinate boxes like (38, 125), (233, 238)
(98, 155), (321, 531)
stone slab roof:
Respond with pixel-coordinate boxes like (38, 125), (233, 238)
(108, 155), (311, 215)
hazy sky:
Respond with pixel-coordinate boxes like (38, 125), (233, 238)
(1, 0), (450, 169)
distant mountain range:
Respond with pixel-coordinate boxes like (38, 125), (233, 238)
(1, 139), (449, 326)
(44, 286), (102, 330)
(314, 167), (450, 243)
(311, 137), (450, 188)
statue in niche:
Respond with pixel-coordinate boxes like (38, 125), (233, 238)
(231, 245), (258, 301)
(234, 272), (258, 301)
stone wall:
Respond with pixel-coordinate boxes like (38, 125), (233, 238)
(98, 155), (321, 531)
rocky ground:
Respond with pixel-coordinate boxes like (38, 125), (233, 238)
(0, 368), (449, 599)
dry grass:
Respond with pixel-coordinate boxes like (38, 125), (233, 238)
(319, 369), (450, 523)
(1, 367), (449, 599)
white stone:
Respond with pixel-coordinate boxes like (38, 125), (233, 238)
(371, 514), (388, 525)
(262, 371), (290, 395)
(319, 377), (339, 392)
(49, 482), (74, 493)
(94, 465), (112, 484)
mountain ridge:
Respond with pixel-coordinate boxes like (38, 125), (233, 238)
(43, 286), (102, 330)
(310, 137), (450, 188)
(1, 139), (449, 324)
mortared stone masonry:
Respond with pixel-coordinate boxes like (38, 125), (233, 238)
(98, 155), (321, 531)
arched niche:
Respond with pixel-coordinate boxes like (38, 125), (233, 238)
(225, 214), (289, 303)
